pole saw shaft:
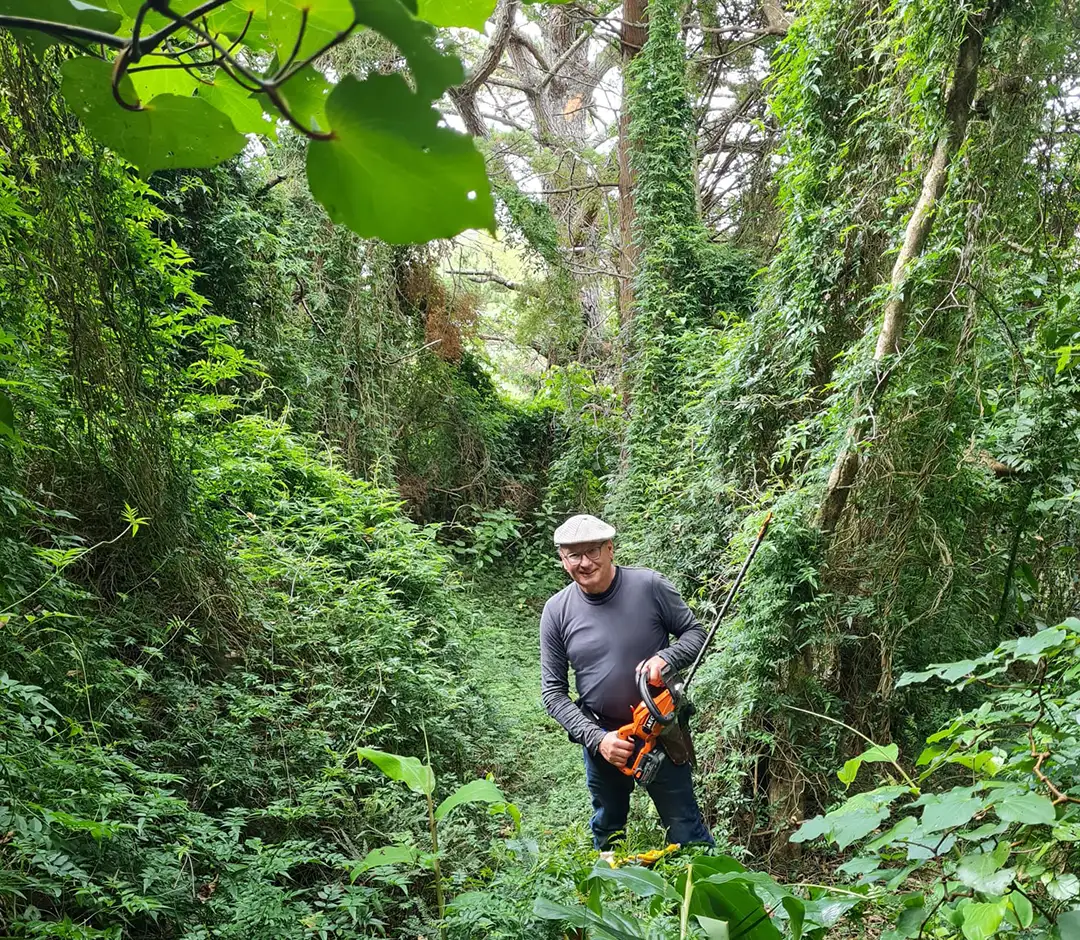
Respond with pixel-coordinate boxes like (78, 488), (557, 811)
(684, 510), (773, 690)
(615, 511), (773, 784)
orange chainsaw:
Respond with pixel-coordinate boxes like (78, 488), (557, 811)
(616, 512), (773, 786)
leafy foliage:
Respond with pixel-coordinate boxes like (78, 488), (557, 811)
(794, 622), (1080, 940)
(0, 0), (496, 243)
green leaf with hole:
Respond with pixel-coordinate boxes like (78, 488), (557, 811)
(416, 0), (496, 30)
(307, 73), (494, 243)
(838, 743), (899, 787)
(61, 57), (247, 174)
(349, 0), (463, 99)
(357, 746), (435, 795)
(434, 777), (506, 821)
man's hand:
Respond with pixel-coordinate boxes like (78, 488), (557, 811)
(637, 655), (669, 684)
(599, 731), (634, 768)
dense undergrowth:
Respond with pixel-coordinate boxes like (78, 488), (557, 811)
(2, 1), (1080, 938)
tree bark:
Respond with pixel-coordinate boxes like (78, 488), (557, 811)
(818, 8), (994, 534)
(616, 0), (647, 326)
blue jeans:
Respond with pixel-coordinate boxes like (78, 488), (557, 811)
(582, 747), (714, 851)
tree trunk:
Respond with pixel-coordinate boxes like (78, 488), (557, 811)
(818, 8), (993, 534)
(616, 0), (647, 325)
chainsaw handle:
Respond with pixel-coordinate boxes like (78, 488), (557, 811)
(637, 668), (676, 726)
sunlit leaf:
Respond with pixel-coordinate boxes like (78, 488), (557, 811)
(955, 853), (1014, 896)
(916, 787), (983, 833)
(434, 777), (505, 820)
(198, 77), (276, 137)
(416, 0), (496, 30)
(958, 900), (1006, 940)
(306, 74), (494, 243)
(791, 787), (909, 849)
(127, 53), (200, 104)
(61, 57), (247, 174)
(349, 0), (463, 99)
(349, 843), (418, 879)
(271, 65), (332, 134)
(0, 0), (120, 51)
(1013, 627), (1065, 660)
(268, 0), (354, 62)
(357, 746), (435, 795)
(838, 742), (899, 787)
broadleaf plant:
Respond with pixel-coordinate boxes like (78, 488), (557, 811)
(792, 621), (1080, 940)
(0, 0), (497, 243)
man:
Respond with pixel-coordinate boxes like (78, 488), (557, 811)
(540, 513), (714, 852)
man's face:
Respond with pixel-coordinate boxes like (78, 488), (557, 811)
(559, 539), (615, 594)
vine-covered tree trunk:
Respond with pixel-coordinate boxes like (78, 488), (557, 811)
(616, 0), (647, 325)
(818, 4), (998, 534)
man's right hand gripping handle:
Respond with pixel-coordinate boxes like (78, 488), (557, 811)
(599, 730), (634, 768)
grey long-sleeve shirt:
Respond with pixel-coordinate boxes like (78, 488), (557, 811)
(540, 565), (706, 753)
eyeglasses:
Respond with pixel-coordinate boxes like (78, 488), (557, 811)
(560, 544), (606, 566)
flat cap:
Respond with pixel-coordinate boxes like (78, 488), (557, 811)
(553, 513), (616, 546)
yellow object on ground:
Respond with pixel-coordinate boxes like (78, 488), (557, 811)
(613, 843), (680, 868)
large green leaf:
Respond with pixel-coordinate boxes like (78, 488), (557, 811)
(1004, 892), (1033, 929)
(1014, 628), (1066, 660)
(434, 777), (505, 821)
(61, 57), (246, 174)
(532, 898), (645, 940)
(956, 854), (1014, 896)
(791, 787), (910, 849)
(782, 896), (806, 940)
(268, 0), (354, 62)
(587, 863), (681, 902)
(197, 78), (276, 137)
(348, 843), (418, 879)
(272, 65), (332, 134)
(0, 0), (120, 51)
(126, 53), (200, 104)
(959, 900), (1007, 940)
(916, 787), (983, 833)
(306, 74), (494, 243)
(349, 0), (463, 99)
(416, 0), (496, 30)
(994, 791), (1055, 826)
(357, 746), (435, 795)
(1057, 908), (1080, 940)
(838, 743), (900, 787)
(696, 916), (731, 940)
